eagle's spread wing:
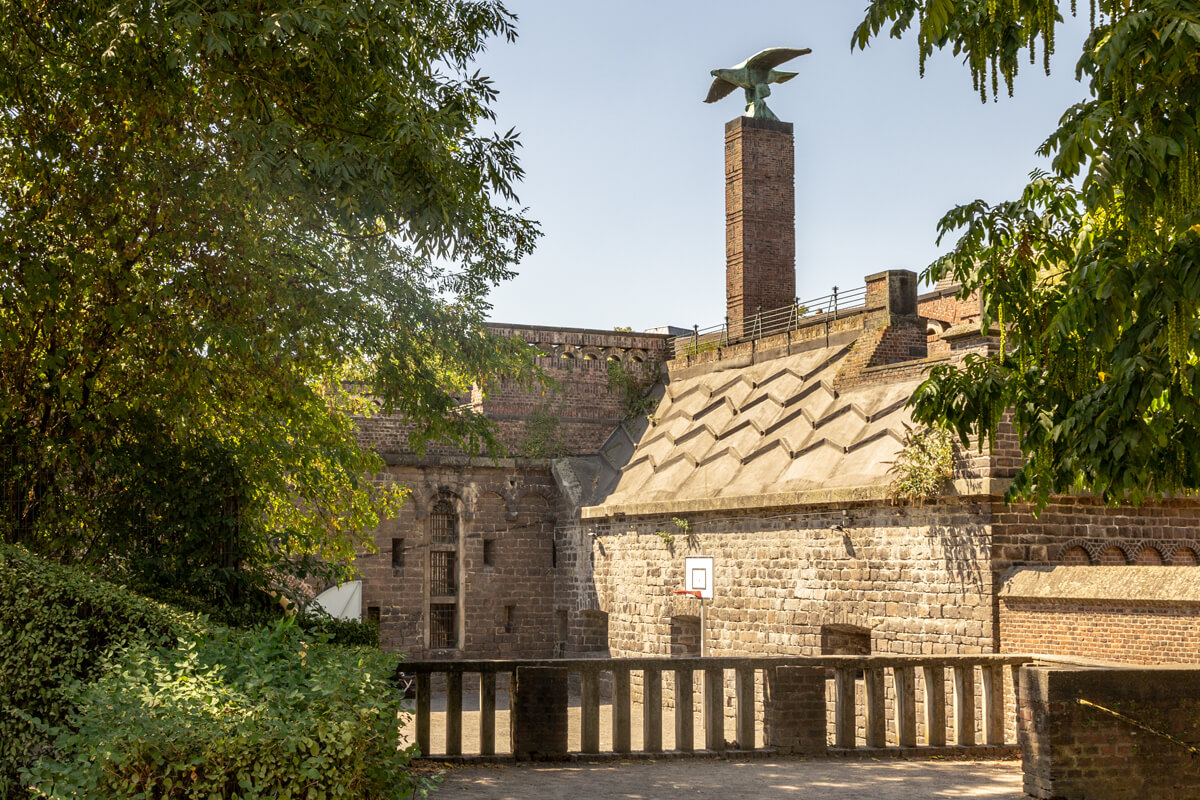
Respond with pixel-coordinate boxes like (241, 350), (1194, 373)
(745, 47), (811, 72)
(704, 78), (738, 104)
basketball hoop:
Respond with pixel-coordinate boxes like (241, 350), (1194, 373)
(672, 589), (702, 599)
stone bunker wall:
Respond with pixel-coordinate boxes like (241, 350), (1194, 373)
(586, 503), (995, 662)
(361, 461), (561, 660)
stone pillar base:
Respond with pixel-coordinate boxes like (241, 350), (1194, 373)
(512, 666), (569, 760)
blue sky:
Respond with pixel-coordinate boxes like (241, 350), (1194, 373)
(473, 2), (1091, 332)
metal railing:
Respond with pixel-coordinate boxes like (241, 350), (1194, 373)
(670, 286), (869, 360)
(403, 654), (1034, 760)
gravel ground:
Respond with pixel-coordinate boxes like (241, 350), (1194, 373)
(420, 759), (1027, 799)
(402, 691), (1026, 799)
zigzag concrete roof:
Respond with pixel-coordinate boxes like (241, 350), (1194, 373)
(591, 343), (922, 512)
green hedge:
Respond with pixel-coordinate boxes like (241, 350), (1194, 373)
(25, 620), (427, 799)
(0, 544), (193, 798)
(2, 546), (419, 799)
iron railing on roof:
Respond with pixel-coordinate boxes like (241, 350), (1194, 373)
(670, 285), (868, 360)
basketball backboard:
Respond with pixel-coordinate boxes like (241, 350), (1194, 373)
(684, 555), (714, 599)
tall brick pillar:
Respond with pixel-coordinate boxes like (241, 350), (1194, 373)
(725, 116), (796, 340)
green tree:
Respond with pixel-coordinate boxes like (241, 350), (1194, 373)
(0, 0), (538, 595)
(855, 0), (1200, 506)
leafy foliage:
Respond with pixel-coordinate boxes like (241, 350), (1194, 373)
(25, 620), (425, 800)
(0, 0), (539, 591)
(855, 0), (1200, 505)
(0, 544), (193, 798)
(889, 425), (956, 502)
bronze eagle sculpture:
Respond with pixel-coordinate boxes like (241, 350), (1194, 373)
(704, 47), (812, 121)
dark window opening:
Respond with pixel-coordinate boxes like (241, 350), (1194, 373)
(551, 539), (557, 568)
(428, 496), (459, 649)
(391, 538), (404, 570)
(504, 604), (514, 634)
(430, 604), (456, 649)
(555, 609), (568, 656)
(670, 614), (701, 657)
(483, 538), (496, 567)
(821, 624), (871, 655)
(821, 624), (870, 678)
(366, 606), (381, 625)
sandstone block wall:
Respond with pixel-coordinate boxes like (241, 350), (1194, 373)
(585, 502), (996, 662)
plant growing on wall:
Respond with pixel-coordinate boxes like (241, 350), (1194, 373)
(672, 517), (699, 550)
(606, 359), (660, 419)
(521, 400), (566, 459)
(889, 424), (955, 503)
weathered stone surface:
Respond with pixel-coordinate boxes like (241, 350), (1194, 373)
(1020, 665), (1200, 800)
(512, 667), (569, 760)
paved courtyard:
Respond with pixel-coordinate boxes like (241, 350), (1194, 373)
(423, 759), (1026, 799)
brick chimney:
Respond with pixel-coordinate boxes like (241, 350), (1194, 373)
(724, 116), (796, 340)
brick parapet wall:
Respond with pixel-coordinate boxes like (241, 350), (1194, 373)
(486, 322), (671, 361)
(511, 667), (570, 760)
(764, 666), (827, 754)
(1020, 665), (1200, 799)
(356, 358), (660, 459)
(918, 287), (981, 332)
(668, 311), (865, 373)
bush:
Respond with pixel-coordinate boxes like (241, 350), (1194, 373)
(0, 544), (194, 798)
(25, 620), (428, 800)
(298, 612), (381, 649)
(129, 582), (382, 649)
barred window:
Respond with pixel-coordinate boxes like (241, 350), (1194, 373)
(428, 496), (460, 649)
(430, 500), (457, 545)
(430, 549), (456, 597)
(430, 604), (457, 650)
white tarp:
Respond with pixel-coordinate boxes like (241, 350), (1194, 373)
(311, 580), (362, 621)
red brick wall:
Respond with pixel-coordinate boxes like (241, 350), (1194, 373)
(990, 498), (1200, 572)
(725, 116), (796, 338)
(1001, 599), (1200, 664)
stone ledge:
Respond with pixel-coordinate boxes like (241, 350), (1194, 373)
(380, 453), (554, 469)
(1000, 566), (1200, 605)
(580, 478), (1011, 520)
